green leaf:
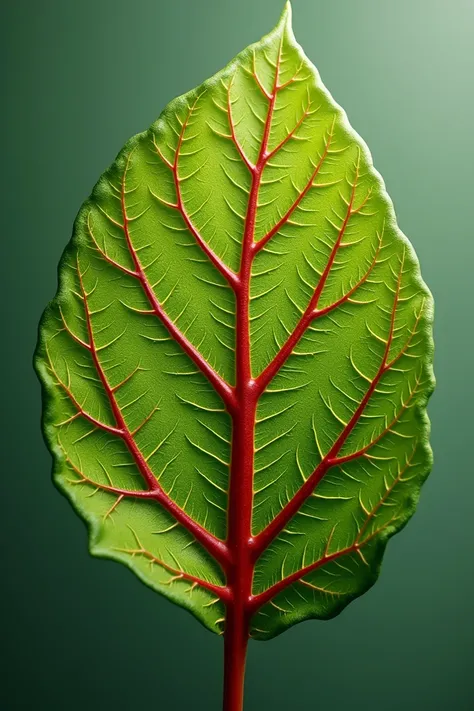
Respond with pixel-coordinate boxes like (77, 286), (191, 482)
(35, 0), (434, 652)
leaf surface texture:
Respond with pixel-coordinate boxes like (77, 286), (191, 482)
(36, 4), (434, 640)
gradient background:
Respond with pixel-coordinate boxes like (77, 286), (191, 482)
(3, 0), (473, 709)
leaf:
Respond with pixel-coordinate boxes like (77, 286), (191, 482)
(35, 0), (433, 671)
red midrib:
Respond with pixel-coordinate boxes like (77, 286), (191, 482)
(222, 44), (282, 710)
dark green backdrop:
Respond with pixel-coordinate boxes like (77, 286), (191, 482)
(3, 0), (473, 709)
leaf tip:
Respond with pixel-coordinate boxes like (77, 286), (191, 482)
(278, 1), (293, 31)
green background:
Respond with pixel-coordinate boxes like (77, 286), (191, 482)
(3, 0), (473, 708)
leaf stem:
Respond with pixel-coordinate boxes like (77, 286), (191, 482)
(223, 605), (249, 711)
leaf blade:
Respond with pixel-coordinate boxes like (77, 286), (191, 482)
(35, 2), (434, 643)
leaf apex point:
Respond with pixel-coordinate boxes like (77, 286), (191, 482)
(277, 1), (293, 30)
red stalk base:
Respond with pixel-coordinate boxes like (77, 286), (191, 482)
(223, 607), (250, 711)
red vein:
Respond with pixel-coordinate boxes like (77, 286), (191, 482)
(92, 154), (238, 414)
(61, 437), (231, 596)
(255, 41), (283, 167)
(313, 233), (381, 319)
(155, 101), (240, 290)
(250, 543), (357, 613)
(118, 530), (230, 601)
(62, 446), (159, 500)
(252, 121), (335, 255)
(256, 159), (377, 395)
(251, 51), (272, 100)
(249, 448), (416, 612)
(332, 372), (422, 466)
(63, 259), (231, 567)
(263, 100), (313, 163)
(47, 352), (123, 437)
(277, 62), (305, 91)
(227, 78), (256, 173)
(252, 254), (413, 558)
(87, 213), (138, 278)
